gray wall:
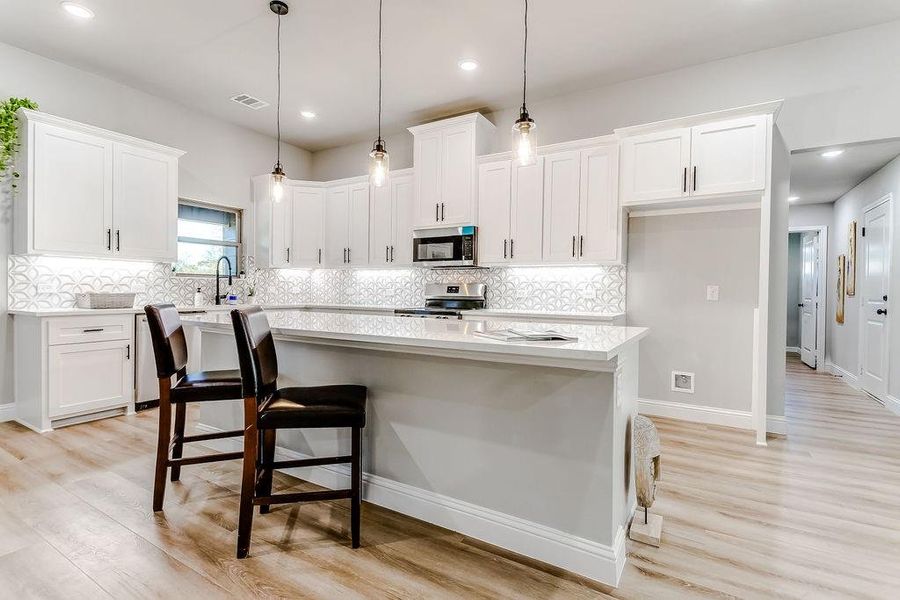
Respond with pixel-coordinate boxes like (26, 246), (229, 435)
(766, 130), (791, 419)
(0, 42), (312, 408)
(312, 20), (900, 180)
(627, 211), (761, 412)
(827, 155), (900, 400)
(786, 233), (802, 349)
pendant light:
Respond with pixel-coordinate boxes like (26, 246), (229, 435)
(512, 0), (537, 166)
(270, 0), (289, 202)
(369, 0), (389, 187)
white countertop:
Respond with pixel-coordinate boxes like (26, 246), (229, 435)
(181, 309), (647, 366)
(8, 303), (625, 323)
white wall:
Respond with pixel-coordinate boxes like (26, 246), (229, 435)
(786, 233), (802, 349)
(312, 20), (900, 180)
(789, 203), (834, 230)
(0, 42), (312, 408)
(627, 211), (760, 412)
(826, 156), (900, 400)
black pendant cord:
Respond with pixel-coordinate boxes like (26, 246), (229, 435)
(521, 0), (528, 114)
(377, 0), (383, 145)
(275, 11), (282, 169)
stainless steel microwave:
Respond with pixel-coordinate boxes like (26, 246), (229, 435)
(412, 226), (477, 268)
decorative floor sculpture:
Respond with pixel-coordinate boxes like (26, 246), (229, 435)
(629, 415), (663, 546)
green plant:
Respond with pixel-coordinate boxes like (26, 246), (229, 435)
(1, 97), (39, 188)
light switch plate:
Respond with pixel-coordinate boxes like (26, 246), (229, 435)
(706, 285), (720, 301)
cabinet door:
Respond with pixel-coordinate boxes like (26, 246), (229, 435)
(690, 116), (768, 196)
(269, 195), (293, 267)
(290, 186), (323, 267)
(578, 146), (620, 263)
(48, 339), (133, 418)
(440, 125), (474, 224)
(620, 128), (691, 204)
(414, 131), (442, 225)
(323, 185), (350, 265)
(510, 157), (544, 264)
(348, 182), (370, 265)
(391, 174), (415, 265)
(542, 151), (581, 263)
(113, 144), (178, 261)
(477, 161), (512, 264)
(370, 182), (393, 265)
(32, 122), (113, 256)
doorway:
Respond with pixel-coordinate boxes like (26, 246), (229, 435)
(859, 194), (893, 402)
(787, 226), (828, 371)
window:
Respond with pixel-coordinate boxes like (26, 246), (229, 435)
(174, 200), (242, 276)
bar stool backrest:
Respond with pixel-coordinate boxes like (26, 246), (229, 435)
(231, 306), (279, 399)
(144, 303), (188, 379)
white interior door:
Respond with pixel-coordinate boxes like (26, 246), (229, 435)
(799, 231), (819, 368)
(860, 198), (892, 401)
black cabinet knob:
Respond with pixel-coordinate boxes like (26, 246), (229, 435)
(877, 308), (887, 315)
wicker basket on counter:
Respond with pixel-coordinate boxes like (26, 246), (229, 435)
(75, 292), (137, 309)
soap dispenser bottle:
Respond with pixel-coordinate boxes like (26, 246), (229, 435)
(193, 287), (204, 307)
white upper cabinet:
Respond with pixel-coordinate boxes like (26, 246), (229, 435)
(324, 185), (350, 266)
(510, 159), (545, 264)
(370, 171), (415, 265)
(409, 113), (495, 227)
(348, 182), (370, 266)
(578, 146), (620, 262)
(16, 110), (183, 261)
(620, 128), (690, 204)
(114, 144), (178, 261)
(542, 150), (582, 263)
(478, 158), (545, 265)
(290, 186), (324, 267)
(690, 116), (768, 196)
(619, 111), (770, 206)
(477, 161), (512, 264)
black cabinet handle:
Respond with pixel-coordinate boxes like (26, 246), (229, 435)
(884, 295), (889, 301)
(441, 203), (445, 221)
(318, 248), (322, 264)
(82, 328), (104, 333)
(693, 166), (697, 192)
(798, 303), (804, 307)
(572, 235), (576, 257)
(510, 239), (514, 259)
(580, 235), (584, 257)
(877, 308), (888, 315)
(390, 245), (394, 262)
(435, 203), (439, 221)
(503, 239), (507, 259)
(286, 247), (290, 263)
(385, 245), (389, 262)
(106, 229), (111, 250)
(683, 167), (687, 193)
(347, 247), (351, 263)
(126, 344), (131, 359)
(115, 229), (120, 251)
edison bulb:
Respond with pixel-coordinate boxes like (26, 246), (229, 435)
(369, 144), (389, 188)
(271, 174), (285, 202)
(512, 119), (537, 166)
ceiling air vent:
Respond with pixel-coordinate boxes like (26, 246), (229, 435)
(230, 94), (269, 110)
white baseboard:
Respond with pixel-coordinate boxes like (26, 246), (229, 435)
(785, 346), (800, 355)
(0, 404), (15, 423)
(195, 424), (625, 586)
(638, 398), (753, 430)
(884, 395), (900, 417)
(766, 415), (787, 435)
(826, 361), (860, 389)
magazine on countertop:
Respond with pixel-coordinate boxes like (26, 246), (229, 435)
(473, 328), (579, 342)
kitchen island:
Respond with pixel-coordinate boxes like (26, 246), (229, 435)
(183, 309), (647, 586)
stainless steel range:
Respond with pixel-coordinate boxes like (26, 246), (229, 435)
(395, 283), (486, 319)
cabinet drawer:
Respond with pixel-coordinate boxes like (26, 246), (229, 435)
(48, 314), (133, 346)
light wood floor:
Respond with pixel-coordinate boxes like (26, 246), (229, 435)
(0, 356), (898, 599)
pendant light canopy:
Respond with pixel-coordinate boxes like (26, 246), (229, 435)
(369, 0), (389, 187)
(512, 0), (537, 166)
(270, 0), (289, 202)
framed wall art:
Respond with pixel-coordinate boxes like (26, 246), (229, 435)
(836, 254), (846, 324)
(846, 221), (857, 297)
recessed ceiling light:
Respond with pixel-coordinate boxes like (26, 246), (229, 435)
(300, 110), (317, 119)
(60, 2), (94, 19)
(789, 196), (800, 202)
(458, 59), (479, 71)
(821, 149), (844, 158)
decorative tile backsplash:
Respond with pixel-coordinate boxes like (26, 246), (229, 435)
(7, 255), (625, 314)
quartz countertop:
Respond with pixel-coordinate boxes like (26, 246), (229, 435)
(182, 309), (647, 365)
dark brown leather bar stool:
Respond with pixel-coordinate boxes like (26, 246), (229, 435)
(144, 303), (245, 511)
(230, 306), (366, 558)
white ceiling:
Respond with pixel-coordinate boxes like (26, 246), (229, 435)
(4, 0), (900, 151)
(790, 139), (900, 205)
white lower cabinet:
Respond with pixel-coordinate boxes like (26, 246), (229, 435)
(14, 313), (135, 432)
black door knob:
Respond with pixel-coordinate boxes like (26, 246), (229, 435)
(877, 309), (887, 315)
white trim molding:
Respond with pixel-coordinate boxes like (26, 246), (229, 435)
(785, 346), (800, 355)
(766, 415), (788, 436)
(195, 424), (626, 586)
(826, 361), (860, 390)
(0, 404), (16, 423)
(638, 398), (753, 430)
(885, 395), (900, 417)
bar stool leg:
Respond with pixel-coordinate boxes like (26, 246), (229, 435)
(170, 402), (186, 482)
(351, 426), (361, 548)
(258, 429), (276, 514)
(237, 397), (259, 559)
(152, 383), (172, 512)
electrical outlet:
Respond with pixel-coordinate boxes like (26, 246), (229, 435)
(671, 371), (695, 394)
(706, 285), (720, 302)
